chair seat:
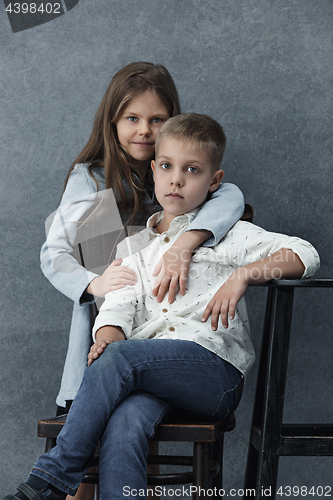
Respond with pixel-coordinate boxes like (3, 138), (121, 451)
(38, 412), (236, 442)
(154, 413), (236, 441)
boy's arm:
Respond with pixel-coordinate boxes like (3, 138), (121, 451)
(88, 325), (126, 366)
(202, 248), (305, 330)
(153, 182), (244, 303)
(88, 256), (140, 364)
(202, 222), (320, 330)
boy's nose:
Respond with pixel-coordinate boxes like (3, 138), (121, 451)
(171, 173), (184, 187)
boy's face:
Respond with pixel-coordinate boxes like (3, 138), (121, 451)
(151, 137), (224, 225)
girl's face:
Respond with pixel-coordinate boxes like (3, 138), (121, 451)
(116, 91), (170, 168)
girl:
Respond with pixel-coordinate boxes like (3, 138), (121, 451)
(40, 62), (244, 498)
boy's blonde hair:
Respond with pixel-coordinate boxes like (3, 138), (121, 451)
(155, 113), (227, 170)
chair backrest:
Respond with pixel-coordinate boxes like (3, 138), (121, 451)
(241, 203), (253, 223)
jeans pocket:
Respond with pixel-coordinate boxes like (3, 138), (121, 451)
(211, 376), (244, 420)
(235, 376), (244, 408)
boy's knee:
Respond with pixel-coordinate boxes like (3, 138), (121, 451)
(109, 392), (169, 439)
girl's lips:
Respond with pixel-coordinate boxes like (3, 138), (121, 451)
(133, 142), (154, 148)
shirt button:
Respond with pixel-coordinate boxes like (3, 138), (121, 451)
(169, 327), (175, 332)
(164, 237), (170, 243)
(162, 308), (168, 313)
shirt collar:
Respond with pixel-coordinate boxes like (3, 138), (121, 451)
(146, 208), (200, 237)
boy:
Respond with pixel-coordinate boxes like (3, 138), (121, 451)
(6, 114), (319, 500)
(89, 113), (318, 369)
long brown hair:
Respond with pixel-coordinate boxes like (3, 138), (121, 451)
(63, 62), (181, 219)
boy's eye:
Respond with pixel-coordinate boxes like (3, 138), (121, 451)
(127, 116), (138, 122)
(187, 166), (198, 173)
(160, 162), (171, 170)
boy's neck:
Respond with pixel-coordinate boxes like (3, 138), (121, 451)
(155, 211), (178, 234)
(154, 204), (201, 234)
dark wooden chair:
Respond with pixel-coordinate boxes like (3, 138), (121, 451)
(37, 204), (254, 498)
(244, 278), (333, 499)
(38, 412), (236, 496)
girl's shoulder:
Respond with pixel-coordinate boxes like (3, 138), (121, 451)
(71, 163), (105, 185)
(61, 163), (105, 205)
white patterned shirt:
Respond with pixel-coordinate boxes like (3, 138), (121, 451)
(92, 210), (320, 376)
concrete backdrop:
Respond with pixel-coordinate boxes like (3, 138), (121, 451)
(1, 0), (332, 497)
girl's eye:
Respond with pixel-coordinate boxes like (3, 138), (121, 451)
(128, 116), (138, 122)
(187, 166), (198, 173)
(152, 117), (163, 123)
(160, 162), (171, 170)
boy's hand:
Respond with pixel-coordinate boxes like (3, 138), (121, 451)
(201, 270), (249, 330)
(88, 326), (126, 365)
(202, 249), (306, 331)
(86, 258), (137, 298)
(88, 339), (112, 366)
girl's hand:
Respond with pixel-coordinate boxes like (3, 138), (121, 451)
(201, 270), (249, 330)
(152, 230), (211, 303)
(152, 242), (191, 304)
(86, 258), (137, 298)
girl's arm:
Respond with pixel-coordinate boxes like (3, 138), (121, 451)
(153, 182), (244, 303)
(185, 182), (245, 246)
(41, 164), (135, 304)
(40, 165), (99, 304)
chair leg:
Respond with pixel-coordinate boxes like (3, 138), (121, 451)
(45, 437), (57, 452)
(193, 442), (211, 499)
(212, 436), (224, 499)
(244, 289), (274, 495)
(244, 288), (275, 495)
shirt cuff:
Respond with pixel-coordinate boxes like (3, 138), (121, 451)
(184, 227), (218, 247)
(78, 271), (100, 305)
(92, 312), (132, 342)
(289, 247), (320, 278)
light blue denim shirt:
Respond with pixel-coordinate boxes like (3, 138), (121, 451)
(40, 164), (244, 406)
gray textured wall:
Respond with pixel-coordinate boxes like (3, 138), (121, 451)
(1, 0), (332, 497)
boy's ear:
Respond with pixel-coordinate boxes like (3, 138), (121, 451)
(151, 160), (156, 182)
(208, 169), (224, 192)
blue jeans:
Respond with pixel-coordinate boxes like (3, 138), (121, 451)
(31, 340), (243, 499)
